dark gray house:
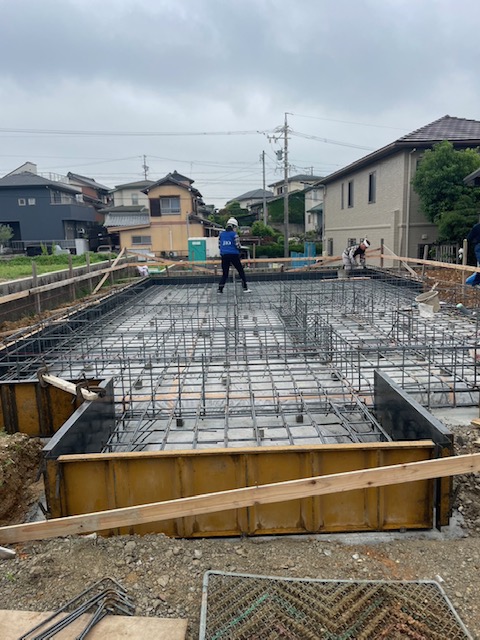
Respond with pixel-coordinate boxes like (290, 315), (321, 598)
(0, 170), (98, 249)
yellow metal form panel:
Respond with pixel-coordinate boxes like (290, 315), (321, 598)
(439, 447), (453, 526)
(48, 442), (437, 537)
(11, 384), (39, 436)
(110, 456), (182, 537)
(0, 380), (96, 437)
(376, 447), (433, 529)
(176, 453), (249, 536)
(245, 450), (315, 534)
(47, 387), (83, 433)
(310, 447), (382, 533)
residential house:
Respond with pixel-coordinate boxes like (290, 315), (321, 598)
(0, 164), (98, 251)
(250, 175), (324, 237)
(464, 167), (480, 187)
(321, 115), (480, 258)
(268, 174), (323, 196)
(66, 172), (111, 213)
(99, 179), (154, 250)
(105, 171), (221, 256)
(226, 188), (273, 210)
(304, 184), (324, 235)
(110, 179), (154, 208)
(250, 191), (307, 238)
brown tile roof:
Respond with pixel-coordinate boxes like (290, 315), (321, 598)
(321, 115), (480, 184)
(398, 115), (480, 142)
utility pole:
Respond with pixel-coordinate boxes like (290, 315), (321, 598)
(283, 113), (289, 258)
(142, 155), (149, 180)
(261, 151), (267, 225)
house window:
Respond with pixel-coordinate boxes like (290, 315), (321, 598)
(327, 238), (333, 256)
(131, 235), (151, 245)
(368, 172), (376, 204)
(348, 238), (356, 246)
(347, 180), (354, 207)
(160, 196), (181, 214)
(50, 190), (74, 204)
(308, 214), (311, 224)
(18, 198), (26, 206)
(131, 194), (139, 205)
(341, 184), (344, 210)
(28, 198), (36, 206)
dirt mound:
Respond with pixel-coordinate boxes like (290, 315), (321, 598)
(0, 432), (43, 525)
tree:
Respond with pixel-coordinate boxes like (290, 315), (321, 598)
(251, 221), (277, 238)
(268, 192), (304, 225)
(212, 201), (251, 228)
(412, 140), (480, 224)
(0, 224), (13, 252)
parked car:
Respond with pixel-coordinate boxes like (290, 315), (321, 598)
(97, 245), (116, 254)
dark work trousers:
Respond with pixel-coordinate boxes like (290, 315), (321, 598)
(219, 254), (248, 289)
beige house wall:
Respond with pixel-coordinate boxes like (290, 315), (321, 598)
(323, 149), (437, 260)
(147, 183), (203, 256)
(117, 220), (204, 257)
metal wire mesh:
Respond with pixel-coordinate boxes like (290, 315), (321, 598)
(199, 572), (472, 640)
(0, 274), (479, 452)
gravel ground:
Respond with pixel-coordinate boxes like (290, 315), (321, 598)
(1, 417), (480, 639)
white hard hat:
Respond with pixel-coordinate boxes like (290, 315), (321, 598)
(227, 217), (238, 227)
(362, 238), (370, 248)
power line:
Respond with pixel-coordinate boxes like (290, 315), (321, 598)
(0, 127), (269, 137)
(290, 112), (409, 131)
(291, 130), (374, 151)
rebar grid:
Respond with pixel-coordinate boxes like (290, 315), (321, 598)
(199, 572), (472, 640)
(0, 275), (479, 452)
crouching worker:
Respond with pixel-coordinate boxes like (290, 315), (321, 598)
(218, 217), (251, 293)
(342, 239), (370, 275)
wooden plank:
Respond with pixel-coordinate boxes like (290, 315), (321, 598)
(382, 244), (418, 277)
(0, 453), (479, 544)
(380, 253), (479, 273)
(41, 373), (100, 402)
(92, 248), (126, 294)
(470, 418), (480, 427)
(0, 610), (187, 640)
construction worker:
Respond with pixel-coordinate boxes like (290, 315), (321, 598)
(217, 217), (251, 293)
(466, 221), (480, 286)
(342, 239), (370, 274)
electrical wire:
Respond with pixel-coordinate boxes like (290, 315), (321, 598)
(289, 112), (409, 131)
(0, 127), (270, 137)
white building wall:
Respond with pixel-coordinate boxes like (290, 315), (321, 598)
(304, 188), (323, 233)
(113, 187), (150, 207)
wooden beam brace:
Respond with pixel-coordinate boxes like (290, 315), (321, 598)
(92, 248), (126, 294)
(0, 453), (479, 544)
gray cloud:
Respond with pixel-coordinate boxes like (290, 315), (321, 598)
(0, 0), (479, 205)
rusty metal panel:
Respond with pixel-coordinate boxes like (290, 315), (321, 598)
(47, 442), (436, 537)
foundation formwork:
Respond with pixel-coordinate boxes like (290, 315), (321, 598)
(0, 271), (472, 536)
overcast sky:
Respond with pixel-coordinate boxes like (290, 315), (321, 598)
(0, 0), (479, 207)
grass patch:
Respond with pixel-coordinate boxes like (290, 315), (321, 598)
(0, 253), (111, 280)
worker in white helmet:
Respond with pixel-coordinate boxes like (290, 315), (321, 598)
(342, 238), (370, 274)
(217, 217), (251, 293)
